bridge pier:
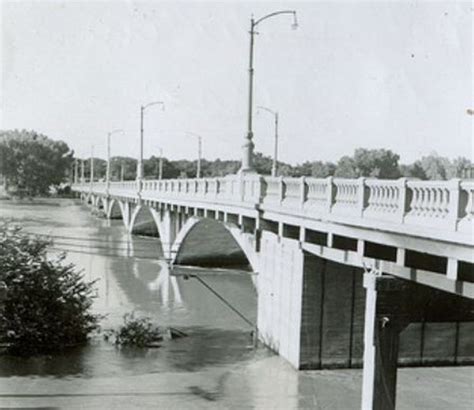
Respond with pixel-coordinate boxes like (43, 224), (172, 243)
(361, 273), (407, 410)
(160, 208), (181, 261)
(361, 272), (474, 410)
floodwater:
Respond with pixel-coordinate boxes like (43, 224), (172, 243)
(0, 198), (472, 409)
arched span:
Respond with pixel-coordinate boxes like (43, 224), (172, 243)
(129, 205), (162, 238)
(98, 196), (107, 211)
(107, 198), (124, 220)
(171, 217), (258, 273)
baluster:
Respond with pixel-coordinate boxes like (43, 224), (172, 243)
(465, 188), (474, 220)
(448, 179), (461, 230)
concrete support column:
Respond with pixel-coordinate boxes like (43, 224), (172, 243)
(362, 273), (405, 410)
(161, 209), (180, 261)
(123, 202), (131, 231)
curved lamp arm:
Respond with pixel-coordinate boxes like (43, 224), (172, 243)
(254, 10), (298, 28)
(143, 101), (165, 111)
(257, 105), (277, 117)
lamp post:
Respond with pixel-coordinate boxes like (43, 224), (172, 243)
(240, 10), (298, 173)
(186, 132), (203, 178)
(158, 147), (164, 180)
(74, 159), (79, 184)
(89, 145), (94, 194)
(106, 129), (123, 196)
(81, 158), (85, 184)
(137, 101), (165, 197)
(257, 106), (279, 177)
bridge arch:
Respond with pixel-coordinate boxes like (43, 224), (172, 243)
(106, 198), (124, 220)
(129, 205), (163, 238)
(98, 196), (107, 211)
(170, 217), (258, 273)
(85, 193), (94, 205)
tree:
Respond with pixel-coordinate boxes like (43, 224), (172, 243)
(81, 158), (106, 180)
(399, 161), (427, 179)
(0, 130), (73, 196)
(253, 152), (273, 175)
(334, 155), (359, 178)
(448, 157), (472, 179)
(353, 148), (400, 179)
(310, 161), (336, 178)
(0, 224), (100, 355)
(419, 154), (450, 180)
(109, 156), (137, 180)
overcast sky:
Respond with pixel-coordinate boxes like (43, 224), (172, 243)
(1, 0), (472, 164)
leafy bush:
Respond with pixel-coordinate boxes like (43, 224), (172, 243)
(108, 312), (162, 347)
(0, 223), (100, 355)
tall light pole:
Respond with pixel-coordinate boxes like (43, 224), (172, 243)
(186, 132), (203, 178)
(106, 129), (123, 196)
(90, 145), (94, 194)
(257, 105), (279, 177)
(74, 158), (79, 184)
(240, 10), (298, 173)
(138, 101), (165, 196)
(158, 147), (164, 180)
(81, 158), (85, 183)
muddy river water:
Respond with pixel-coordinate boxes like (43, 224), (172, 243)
(0, 199), (471, 409)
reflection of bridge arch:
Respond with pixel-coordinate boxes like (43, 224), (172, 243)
(129, 205), (163, 238)
(171, 217), (258, 273)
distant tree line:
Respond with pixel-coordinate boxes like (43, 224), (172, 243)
(1, 129), (472, 197)
(81, 148), (472, 181)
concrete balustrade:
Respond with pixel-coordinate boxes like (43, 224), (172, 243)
(72, 174), (474, 244)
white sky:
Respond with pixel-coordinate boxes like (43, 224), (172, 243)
(1, 0), (473, 164)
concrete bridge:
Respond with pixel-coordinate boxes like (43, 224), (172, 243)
(72, 174), (474, 409)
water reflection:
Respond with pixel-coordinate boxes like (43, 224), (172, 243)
(0, 198), (258, 378)
(147, 262), (184, 307)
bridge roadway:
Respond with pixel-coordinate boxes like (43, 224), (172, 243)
(72, 174), (474, 410)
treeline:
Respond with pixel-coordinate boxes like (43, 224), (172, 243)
(82, 149), (472, 181)
(1, 129), (472, 197)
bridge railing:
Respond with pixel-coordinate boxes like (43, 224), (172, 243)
(72, 175), (473, 237)
(260, 176), (473, 235)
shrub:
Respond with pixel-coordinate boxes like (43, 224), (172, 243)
(0, 223), (100, 355)
(108, 312), (162, 347)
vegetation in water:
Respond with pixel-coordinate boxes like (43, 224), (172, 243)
(106, 312), (162, 348)
(0, 223), (100, 355)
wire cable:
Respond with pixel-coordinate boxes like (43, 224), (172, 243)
(47, 246), (167, 261)
(191, 274), (255, 328)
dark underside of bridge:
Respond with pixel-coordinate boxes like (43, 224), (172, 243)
(299, 254), (474, 370)
(174, 219), (251, 270)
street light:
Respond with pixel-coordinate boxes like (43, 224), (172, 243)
(158, 147), (164, 180)
(138, 101), (165, 197)
(74, 159), (79, 184)
(257, 105), (279, 177)
(186, 132), (203, 178)
(81, 157), (85, 184)
(106, 129), (123, 196)
(240, 10), (298, 173)
(89, 145), (94, 194)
